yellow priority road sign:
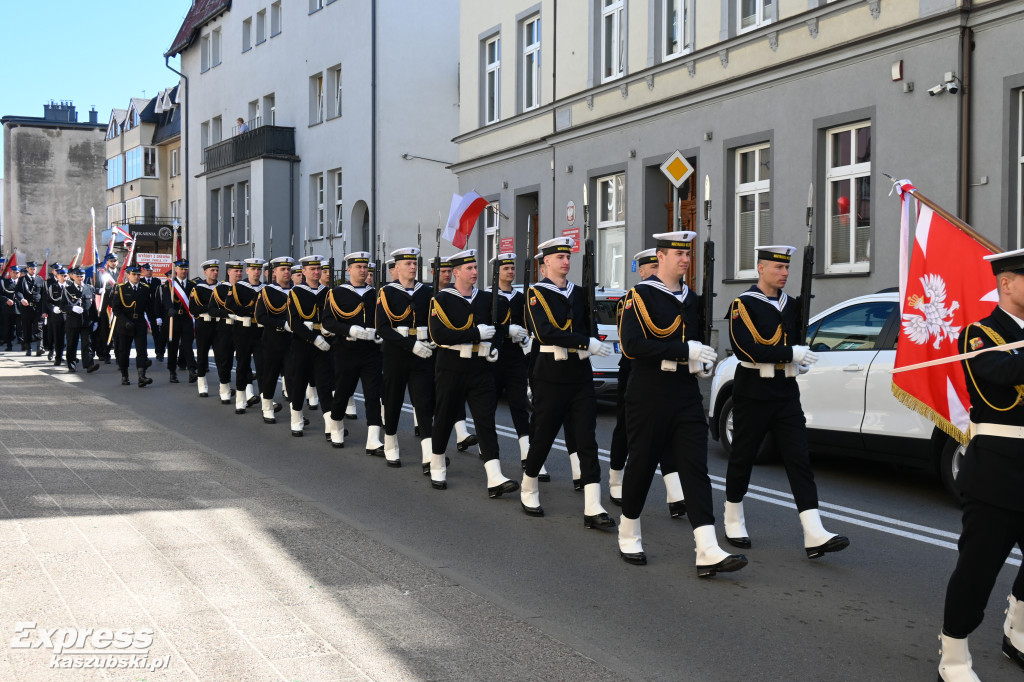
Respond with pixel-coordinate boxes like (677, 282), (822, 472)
(660, 150), (694, 189)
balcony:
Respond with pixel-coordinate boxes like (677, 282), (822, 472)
(202, 125), (298, 173)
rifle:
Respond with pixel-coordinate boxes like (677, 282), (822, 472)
(417, 223), (423, 282)
(581, 185), (598, 337)
(490, 217), (501, 326)
(340, 237), (347, 284)
(799, 183), (815, 344)
(701, 175), (716, 345)
(431, 228), (442, 293)
(373, 234), (382, 289)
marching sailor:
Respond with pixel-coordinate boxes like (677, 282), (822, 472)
(165, 259), (197, 384)
(109, 264), (154, 387)
(937, 248), (1024, 681)
(227, 258), (266, 414)
(285, 256), (336, 439)
(254, 256), (295, 424)
(189, 260), (221, 398)
(208, 261), (243, 404)
(322, 251), (385, 453)
(520, 236), (615, 530)
(617, 232), (746, 577)
(427, 249), (518, 496)
(724, 245), (848, 558)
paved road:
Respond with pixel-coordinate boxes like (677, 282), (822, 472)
(8, 351), (1024, 681)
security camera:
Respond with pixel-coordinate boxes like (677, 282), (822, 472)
(927, 84), (944, 96)
(945, 81), (959, 94)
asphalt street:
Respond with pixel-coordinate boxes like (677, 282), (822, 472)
(15, 349), (1024, 681)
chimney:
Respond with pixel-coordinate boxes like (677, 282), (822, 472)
(89, 107), (98, 124)
(42, 101), (78, 123)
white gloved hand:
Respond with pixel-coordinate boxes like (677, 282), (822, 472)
(156, 318), (163, 326)
(313, 335), (331, 352)
(283, 321), (291, 332)
(72, 305), (83, 314)
(348, 324), (367, 341)
(797, 363), (811, 375)
(53, 305), (60, 314)
(374, 332), (384, 344)
(476, 324), (496, 341)
(412, 340), (434, 358)
(587, 337), (612, 357)
(507, 324), (527, 342)
(687, 340), (718, 365)
(486, 345), (500, 363)
(791, 345), (819, 365)
(520, 336), (533, 354)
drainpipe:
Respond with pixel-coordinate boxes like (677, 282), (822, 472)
(371, 0), (378, 252)
(165, 56), (189, 258)
(551, 0), (558, 239)
(957, 19), (973, 223)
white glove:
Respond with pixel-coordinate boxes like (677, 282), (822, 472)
(486, 345), (500, 363)
(520, 336), (533, 354)
(92, 322), (98, 331)
(798, 363), (811, 375)
(313, 335), (331, 352)
(791, 345), (819, 365)
(72, 305), (83, 314)
(687, 340), (717, 365)
(587, 337), (612, 357)
(507, 324), (527, 342)
(412, 340), (434, 358)
(283, 321), (291, 332)
(53, 305), (60, 314)
(156, 318), (163, 327)
(304, 320), (315, 331)
(348, 324), (367, 341)
(476, 324), (495, 341)
(361, 327), (378, 341)
(373, 331), (383, 344)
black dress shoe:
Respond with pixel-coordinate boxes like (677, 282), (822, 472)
(488, 480), (519, 498)
(67, 365), (77, 374)
(457, 434), (478, 451)
(1002, 635), (1024, 670)
(235, 408), (246, 415)
(121, 376), (131, 386)
(263, 415), (276, 425)
(386, 460), (402, 468)
(104, 358), (112, 364)
(620, 551), (647, 566)
(609, 495), (622, 506)
(331, 440), (345, 449)
(726, 535), (752, 549)
(199, 391), (209, 398)
(697, 553), (748, 578)
(25, 349), (31, 356)
(668, 501), (687, 518)
(521, 460), (527, 470)
(573, 479), (582, 491)
(414, 426), (421, 437)
(431, 480), (447, 490)
(156, 355), (164, 362)
(188, 369), (198, 383)
(521, 502), (544, 517)
(246, 394), (260, 407)
(303, 417), (311, 426)
(366, 446), (385, 457)
(273, 402), (283, 413)
(584, 513), (616, 530)
(86, 364), (99, 373)
(52, 358), (60, 366)
(345, 411), (357, 420)
(169, 372), (179, 383)
(538, 472), (551, 482)
(291, 430), (303, 437)
(48, 351), (53, 361)
(805, 535), (850, 559)
(307, 402), (319, 411)
(324, 432), (331, 442)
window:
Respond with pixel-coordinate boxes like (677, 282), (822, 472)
(201, 34), (210, 72)
(738, 0), (773, 33)
(106, 120), (119, 140)
(310, 73), (324, 125)
(333, 170), (343, 235)
(313, 174), (325, 238)
(310, 0), (324, 12)
(248, 99), (261, 128)
(124, 197), (157, 224)
(170, 199), (181, 222)
(242, 18), (252, 51)
(601, 0), (625, 83)
(328, 65), (342, 119)
(263, 93), (276, 126)
(522, 16), (541, 112)
(826, 121), (871, 273)
(664, 0), (691, 59)
(106, 155), (123, 189)
(170, 149), (179, 177)
(1018, 91), (1024, 247)
(211, 28), (222, 66)
(483, 200), (500, 283)
(807, 301), (895, 351)
(143, 148), (157, 178)
(271, 1), (282, 36)
(211, 116), (222, 144)
(106, 204), (123, 233)
(211, 189), (221, 248)
(228, 185), (237, 244)
(597, 173), (626, 289)
(125, 147), (142, 181)
(256, 10), (266, 43)
(242, 182), (251, 243)
(200, 121), (210, 151)
(735, 144), (771, 278)
(484, 35), (500, 125)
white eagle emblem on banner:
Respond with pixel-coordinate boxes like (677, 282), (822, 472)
(902, 273), (961, 349)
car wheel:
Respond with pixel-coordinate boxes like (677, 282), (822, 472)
(939, 437), (966, 500)
(718, 397), (735, 457)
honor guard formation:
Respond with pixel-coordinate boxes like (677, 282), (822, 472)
(4, 235), (1024, 682)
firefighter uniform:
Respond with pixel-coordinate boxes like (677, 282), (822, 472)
(109, 265), (154, 386)
(165, 260), (197, 383)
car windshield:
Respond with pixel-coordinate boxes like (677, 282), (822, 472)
(808, 301), (896, 351)
(595, 298), (620, 326)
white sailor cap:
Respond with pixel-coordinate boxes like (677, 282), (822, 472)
(653, 231), (696, 250)
(269, 256), (295, 267)
(299, 255), (325, 267)
(390, 247), (420, 262)
(201, 259), (220, 270)
(244, 258), (266, 268)
(493, 252), (516, 266)
(449, 249), (477, 267)
(344, 251), (371, 266)
(756, 245), (797, 263)
(537, 237), (574, 258)
(984, 247), (1024, 275)
(634, 248), (658, 266)
(291, 264), (303, 273)
(385, 257), (396, 267)
(438, 255), (454, 268)
(225, 260), (245, 270)
(368, 261), (377, 269)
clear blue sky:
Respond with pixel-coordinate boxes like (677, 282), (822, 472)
(0, 1), (192, 178)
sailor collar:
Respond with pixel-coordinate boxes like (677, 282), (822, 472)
(534, 278), (574, 298)
(237, 280), (264, 290)
(341, 283), (372, 295)
(266, 283), (291, 293)
(498, 288), (518, 301)
(294, 283), (325, 294)
(637, 276), (689, 301)
(386, 281), (423, 295)
(741, 285), (789, 310)
(440, 286), (478, 304)
(196, 281), (217, 291)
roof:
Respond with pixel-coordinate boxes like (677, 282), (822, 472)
(165, 0), (231, 58)
(1, 115), (104, 131)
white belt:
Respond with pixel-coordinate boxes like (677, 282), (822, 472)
(223, 317), (234, 325)
(199, 313), (212, 322)
(438, 342), (489, 358)
(970, 422), (1024, 439)
(739, 360), (797, 378)
(539, 345), (589, 361)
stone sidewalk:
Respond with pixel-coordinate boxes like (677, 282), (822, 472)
(0, 355), (622, 681)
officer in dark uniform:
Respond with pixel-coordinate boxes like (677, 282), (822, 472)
(725, 245), (848, 557)
(208, 261), (244, 404)
(44, 267), (68, 365)
(61, 267), (98, 373)
(285, 255), (335, 439)
(520, 236), (615, 530)
(189, 260), (221, 397)
(227, 258), (266, 414)
(430, 255), (477, 450)
(489, 252), (533, 466)
(322, 251), (385, 453)
(92, 254), (119, 364)
(165, 259), (197, 384)
(110, 264), (154, 386)
(937, 248), (1024, 680)
(0, 259), (19, 351)
(255, 256), (294, 424)
(376, 247), (435, 468)
(617, 232), (746, 577)
(15, 260), (45, 356)
(427, 249), (518, 495)
(140, 263), (167, 362)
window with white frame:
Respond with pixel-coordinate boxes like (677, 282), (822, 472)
(242, 182), (251, 243)
(106, 155), (123, 189)
(170, 149), (179, 177)
(597, 173), (626, 289)
(211, 116), (222, 144)
(522, 16), (540, 112)
(242, 18), (252, 51)
(143, 148), (157, 178)
(211, 29), (222, 67)
(264, 93), (276, 125)
(735, 143), (772, 277)
(106, 119), (119, 140)
(664, 0), (691, 59)
(124, 147), (145, 181)
(228, 186), (237, 244)
(334, 170), (343, 235)
(484, 35), (500, 125)
(210, 189), (221, 248)
(256, 9), (266, 43)
(310, 73), (324, 125)
(310, 0), (324, 12)
(826, 121), (871, 273)
(313, 174), (325, 238)
(200, 121), (210, 151)
(271, 1), (282, 36)
(483, 201), (500, 284)
(738, 0), (773, 33)
(124, 197), (157, 224)
(601, 0), (625, 83)
(328, 65), (342, 119)
(170, 199), (181, 222)
(106, 204), (123, 233)
(1018, 90), (1024, 247)
(201, 34), (211, 72)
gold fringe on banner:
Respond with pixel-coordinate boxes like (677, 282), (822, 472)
(890, 383), (969, 445)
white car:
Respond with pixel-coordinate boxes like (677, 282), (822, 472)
(592, 288), (628, 398)
(707, 290), (965, 498)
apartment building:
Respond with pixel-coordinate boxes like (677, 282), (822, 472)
(454, 0), (1024, 329)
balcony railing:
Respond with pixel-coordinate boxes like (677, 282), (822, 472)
(203, 125), (297, 173)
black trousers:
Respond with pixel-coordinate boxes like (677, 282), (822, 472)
(622, 382), (712, 528)
(212, 320), (235, 385)
(152, 318), (167, 358)
(726, 395), (819, 511)
(20, 309), (39, 350)
(943, 497), (1024, 638)
(433, 354), (500, 460)
(93, 308), (112, 360)
(610, 364), (677, 476)
(65, 323), (93, 368)
(232, 322), (262, 391)
(48, 316), (65, 360)
(167, 314), (196, 373)
(194, 319), (217, 377)
(0, 308), (16, 347)
(492, 349), (531, 437)
(115, 323), (149, 373)
(524, 378), (601, 485)
(331, 341), (383, 425)
(260, 328), (291, 400)
(286, 340), (333, 412)
(382, 347), (433, 438)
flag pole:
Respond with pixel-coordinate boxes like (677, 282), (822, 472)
(884, 173), (1000, 253)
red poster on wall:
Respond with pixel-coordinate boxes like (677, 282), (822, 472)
(562, 227), (581, 253)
